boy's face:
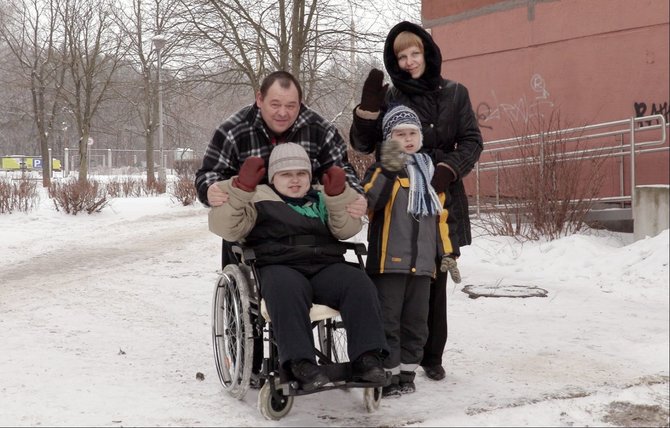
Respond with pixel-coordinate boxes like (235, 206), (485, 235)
(390, 128), (421, 154)
(272, 169), (311, 198)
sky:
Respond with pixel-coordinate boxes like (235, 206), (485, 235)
(1, 175), (668, 427)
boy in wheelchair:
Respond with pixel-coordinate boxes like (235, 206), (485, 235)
(208, 142), (389, 391)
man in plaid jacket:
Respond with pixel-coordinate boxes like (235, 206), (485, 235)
(195, 71), (365, 215)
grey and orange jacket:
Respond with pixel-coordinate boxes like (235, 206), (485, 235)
(363, 162), (459, 277)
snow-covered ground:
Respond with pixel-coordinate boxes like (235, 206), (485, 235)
(1, 181), (668, 427)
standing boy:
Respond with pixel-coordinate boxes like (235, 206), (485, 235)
(362, 105), (461, 397)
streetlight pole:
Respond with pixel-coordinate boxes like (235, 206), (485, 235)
(152, 34), (167, 183)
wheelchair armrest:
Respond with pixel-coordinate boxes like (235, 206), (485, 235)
(343, 241), (367, 256)
(230, 240), (366, 264)
(231, 244), (256, 264)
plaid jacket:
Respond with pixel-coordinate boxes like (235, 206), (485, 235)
(195, 104), (361, 206)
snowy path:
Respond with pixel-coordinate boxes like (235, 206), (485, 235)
(1, 200), (668, 426)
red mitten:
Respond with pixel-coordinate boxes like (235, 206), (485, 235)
(321, 166), (346, 196)
(233, 157), (266, 192)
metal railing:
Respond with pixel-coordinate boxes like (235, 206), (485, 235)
(473, 114), (668, 217)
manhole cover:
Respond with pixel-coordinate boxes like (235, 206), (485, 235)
(461, 284), (548, 299)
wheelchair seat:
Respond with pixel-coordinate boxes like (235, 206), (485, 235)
(260, 299), (340, 323)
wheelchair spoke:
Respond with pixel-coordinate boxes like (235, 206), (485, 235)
(223, 278), (243, 384)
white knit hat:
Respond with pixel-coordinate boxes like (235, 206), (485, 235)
(382, 105), (423, 145)
(268, 142), (312, 182)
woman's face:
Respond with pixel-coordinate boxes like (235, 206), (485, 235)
(272, 169), (311, 198)
(396, 45), (425, 79)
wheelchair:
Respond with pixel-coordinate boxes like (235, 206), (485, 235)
(211, 241), (386, 421)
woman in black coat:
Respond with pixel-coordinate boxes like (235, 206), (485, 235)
(350, 20), (483, 381)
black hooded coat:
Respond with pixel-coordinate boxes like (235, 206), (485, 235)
(350, 21), (483, 246)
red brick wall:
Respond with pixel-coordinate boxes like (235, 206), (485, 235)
(420, 0), (669, 199)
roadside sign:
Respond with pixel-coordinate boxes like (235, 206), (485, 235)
(33, 158), (42, 168)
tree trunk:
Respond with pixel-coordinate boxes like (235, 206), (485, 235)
(146, 132), (156, 184)
(78, 135), (89, 184)
(39, 134), (51, 187)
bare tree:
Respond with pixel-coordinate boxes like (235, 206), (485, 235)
(112, 0), (226, 184)
(59, 0), (125, 183)
(175, 0), (392, 103)
(0, 0), (421, 178)
(0, 0), (66, 187)
(0, 45), (37, 156)
(170, 0), (421, 156)
(113, 0), (164, 184)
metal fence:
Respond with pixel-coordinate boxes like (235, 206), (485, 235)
(472, 114), (668, 218)
(61, 148), (198, 176)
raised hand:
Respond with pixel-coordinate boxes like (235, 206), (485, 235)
(321, 165), (346, 196)
(380, 139), (405, 172)
(359, 69), (388, 113)
(233, 157), (266, 192)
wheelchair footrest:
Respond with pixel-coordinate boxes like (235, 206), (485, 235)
(282, 365), (390, 396)
(322, 362), (352, 383)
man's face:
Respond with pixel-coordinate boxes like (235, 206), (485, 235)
(256, 82), (301, 134)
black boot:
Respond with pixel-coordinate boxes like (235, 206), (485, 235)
(382, 374), (402, 398)
(399, 370), (416, 394)
(289, 359), (329, 391)
(351, 350), (386, 383)
(422, 364), (446, 381)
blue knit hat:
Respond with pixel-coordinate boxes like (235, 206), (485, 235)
(382, 105), (422, 142)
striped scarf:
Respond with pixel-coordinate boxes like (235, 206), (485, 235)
(406, 153), (443, 217)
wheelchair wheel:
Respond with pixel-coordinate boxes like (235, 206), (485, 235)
(212, 264), (254, 400)
(258, 380), (294, 421)
(363, 386), (382, 412)
(316, 316), (349, 363)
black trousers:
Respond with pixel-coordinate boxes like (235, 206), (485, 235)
(258, 263), (388, 366)
(372, 273), (431, 371)
(420, 270), (448, 367)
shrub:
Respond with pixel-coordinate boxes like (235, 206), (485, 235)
(169, 162), (197, 207)
(49, 179), (109, 215)
(170, 173), (197, 206)
(480, 112), (607, 240)
(145, 178), (166, 195)
(105, 176), (165, 197)
(0, 177), (39, 214)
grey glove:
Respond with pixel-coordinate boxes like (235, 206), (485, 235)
(440, 255), (462, 284)
(380, 139), (405, 172)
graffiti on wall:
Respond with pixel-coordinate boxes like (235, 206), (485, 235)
(476, 73), (555, 131)
(634, 101), (669, 127)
